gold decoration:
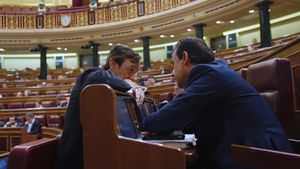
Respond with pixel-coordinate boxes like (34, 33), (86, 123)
(0, 0), (191, 29)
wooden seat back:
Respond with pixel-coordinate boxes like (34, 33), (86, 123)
(7, 138), (59, 169)
(231, 142), (300, 169)
(80, 84), (185, 169)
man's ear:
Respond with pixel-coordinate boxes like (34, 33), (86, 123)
(108, 58), (114, 69)
(182, 51), (190, 65)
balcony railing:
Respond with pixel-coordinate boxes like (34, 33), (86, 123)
(0, 0), (191, 29)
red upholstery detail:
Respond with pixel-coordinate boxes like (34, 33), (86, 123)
(16, 116), (25, 124)
(34, 115), (47, 127)
(7, 138), (59, 169)
(0, 117), (8, 122)
(47, 115), (63, 128)
(41, 101), (55, 107)
(246, 58), (294, 138)
(24, 102), (36, 108)
(0, 103), (5, 109)
(8, 102), (24, 109)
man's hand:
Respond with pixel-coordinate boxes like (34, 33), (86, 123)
(131, 86), (145, 105)
(125, 79), (146, 105)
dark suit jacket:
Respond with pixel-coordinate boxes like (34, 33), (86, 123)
(140, 60), (293, 169)
(27, 119), (41, 134)
(57, 101), (68, 107)
(55, 68), (131, 169)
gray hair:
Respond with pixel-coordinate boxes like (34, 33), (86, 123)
(25, 112), (34, 119)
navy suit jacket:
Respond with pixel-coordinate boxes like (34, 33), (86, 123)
(27, 119), (41, 135)
(55, 68), (131, 169)
(140, 60), (292, 169)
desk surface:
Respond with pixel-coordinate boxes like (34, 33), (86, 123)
(144, 140), (197, 163)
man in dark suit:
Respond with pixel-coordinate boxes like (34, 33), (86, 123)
(25, 112), (41, 134)
(55, 44), (144, 169)
(140, 37), (293, 169)
(55, 95), (70, 107)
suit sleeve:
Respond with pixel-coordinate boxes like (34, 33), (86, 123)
(140, 70), (225, 132)
(29, 120), (41, 134)
(81, 69), (131, 92)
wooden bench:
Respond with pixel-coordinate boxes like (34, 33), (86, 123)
(0, 127), (40, 153)
(0, 85), (72, 97)
(0, 107), (66, 117)
(0, 94), (70, 109)
(0, 78), (76, 87)
(80, 84), (185, 169)
(147, 82), (175, 96)
(138, 69), (162, 76)
(6, 137), (59, 169)
(230, 139), (300, 169)
(153, 73), (174, 82)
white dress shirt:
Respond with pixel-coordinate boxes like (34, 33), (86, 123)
(27, 118), (35, 133)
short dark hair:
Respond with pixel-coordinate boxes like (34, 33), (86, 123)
(10, 116), (17, 120)
(175, 37), (215, 64)
(103, 44), (141, 70)
(25, 112), (34, 119)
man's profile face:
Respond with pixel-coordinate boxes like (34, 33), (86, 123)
(172, 50), (186, 89)
(26, 117), (33, 123)
(9, 117), (16, 124)
(110, 58), (139, 80)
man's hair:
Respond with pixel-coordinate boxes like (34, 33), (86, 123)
(56, 95), (62, 101)
(175, 37), (215, 64)
(10, 116), (17, 120)
(103, 44), (141, 70)
(25, 112), (34, 119)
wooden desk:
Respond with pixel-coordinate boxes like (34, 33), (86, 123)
(0, 127), (39, 153)
(146, 141), (197, 163)
(41, 127), (62, 138)
(80, 84), (194, 169)
(0, 152), (9, 158)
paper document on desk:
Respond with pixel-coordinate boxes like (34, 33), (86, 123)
(146, 134), (196, 145)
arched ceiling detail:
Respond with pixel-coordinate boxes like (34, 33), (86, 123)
(0, 0), (299, 54)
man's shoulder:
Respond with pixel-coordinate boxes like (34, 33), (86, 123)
(189, 60), (228, 77)
(76, 67), (131, 92)
(80, 67), (115, 82)
(78, 67), (102, 79)
(33, 119), (41, 124)
(199, 60), (228, 70)
(191, 60), (223, 72)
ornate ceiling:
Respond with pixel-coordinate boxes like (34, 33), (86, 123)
(0, 0), (299, 54)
